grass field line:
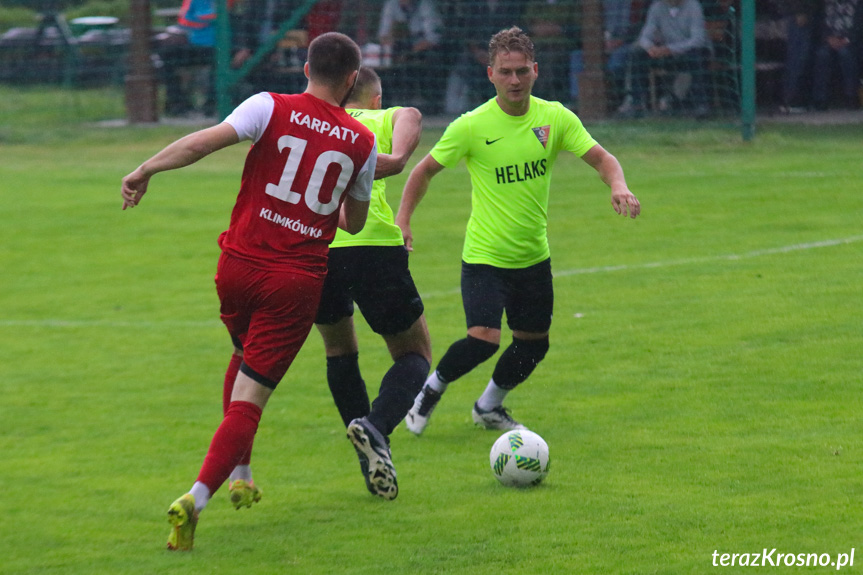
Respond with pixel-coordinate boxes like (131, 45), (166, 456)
(552, 234), (863, 278)
(423, 234), (863, 297)
(3, 234), (861, 329)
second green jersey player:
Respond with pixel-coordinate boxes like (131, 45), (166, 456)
(397, 26), (641, 434)
(314, 67), (431, 499)
(328, 106), (405, 249)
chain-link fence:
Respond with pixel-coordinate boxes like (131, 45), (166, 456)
(0, 0), (747, 125)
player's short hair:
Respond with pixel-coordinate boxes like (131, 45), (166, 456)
(488, 26), (535, 67)
(352, 67), (382, 104)
(307, 32), (361, 87)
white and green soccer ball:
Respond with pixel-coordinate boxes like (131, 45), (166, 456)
(489, 429), (550, 487)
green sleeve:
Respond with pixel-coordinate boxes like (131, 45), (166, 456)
(559, 106), (598, 157)
(430, 114), (471, 168)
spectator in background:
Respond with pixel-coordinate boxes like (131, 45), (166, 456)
(571, 0), (647, 114)
(450, 0), (523, 110)
(306, 0), (343, 41)
(776, 0), (820, 113)
(158, 0), (230, 116)
(336, 0), (375, 46)
(231, 0), (304, 95)
(232, 0), (297, 61)
(811, 0), (862, 110)
(523, 0), (581, 107)
(602, 0), (637, 109)
(619, 0), (712, 118)
(378, 0), (445, 114)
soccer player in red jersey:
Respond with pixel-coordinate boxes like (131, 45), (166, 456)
(121, 32), (377, 551)
(227, 69), (424, 508)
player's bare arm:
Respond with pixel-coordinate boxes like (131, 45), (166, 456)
(580, 144), (640, 219)
(338, 195), (370, 235)
(395, 153), (445, 250)
(374, 107), (423, 179)
(121, 123), (240, 210)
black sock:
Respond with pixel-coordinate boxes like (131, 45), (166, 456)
(436, 336), (499, 383)
(491, 337), (549, 390)
(368, 353), (431, 436)
(327, 353), (370, 427)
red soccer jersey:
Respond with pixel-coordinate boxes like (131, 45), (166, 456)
(219, 92), (377, 277)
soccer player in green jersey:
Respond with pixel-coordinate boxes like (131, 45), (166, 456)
(396, 26), (641, 434)
(225, 68), (428, 503)
(314, 67), (430, 499)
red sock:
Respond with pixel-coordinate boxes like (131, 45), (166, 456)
(196, 401), (262, 493)
(222, 354), (254, 466)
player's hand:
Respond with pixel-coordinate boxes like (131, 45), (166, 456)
(611, 189), (640, 219)
(121, 169), (149, 210)
(397, 220), (414, 251)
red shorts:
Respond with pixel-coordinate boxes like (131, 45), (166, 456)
(215, 252), (323, 387)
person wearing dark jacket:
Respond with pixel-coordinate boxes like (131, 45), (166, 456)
(811, 0), (862, 110)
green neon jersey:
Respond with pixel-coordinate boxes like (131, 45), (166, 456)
(430, 96), (597, 268)
(330, 107), (405, 248)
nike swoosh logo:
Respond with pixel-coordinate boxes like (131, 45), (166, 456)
(485, 137), (503, 145)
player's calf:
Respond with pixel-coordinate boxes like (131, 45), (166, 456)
(436, 336), (500, 383)
(491, 337), (549, 390)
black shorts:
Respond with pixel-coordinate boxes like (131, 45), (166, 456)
(461, 259), (553, 333)
(315, 245), (425, 335)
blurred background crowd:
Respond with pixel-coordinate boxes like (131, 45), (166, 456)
(0, 0), (860, 119)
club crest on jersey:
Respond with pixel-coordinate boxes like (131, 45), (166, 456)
(532, 125), (550, 148)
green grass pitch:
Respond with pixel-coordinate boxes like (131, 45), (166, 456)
(2, 95), (862, 573)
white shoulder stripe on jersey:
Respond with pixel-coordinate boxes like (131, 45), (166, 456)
(223, 92), (275, 144)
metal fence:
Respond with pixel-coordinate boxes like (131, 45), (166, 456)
(0, 0), (752, 132)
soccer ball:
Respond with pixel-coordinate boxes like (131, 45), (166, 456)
(489, 429), (550, 487)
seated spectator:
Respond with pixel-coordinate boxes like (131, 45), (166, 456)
(377, 0), (445, 114)
(811, 0), (862, 110)
(157, 0), (230, 116)
(523, 0), (581, 107)
(618, 0), (712, 118)
(449, 0), (523, 110)
(231, 0), (308, 96)
(569, 0), (646, 112)
(602, 0), (645, 109)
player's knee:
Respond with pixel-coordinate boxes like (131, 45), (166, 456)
(492, 336), (549, 390)
(384, 319), (432, 363)
(318, 322), (359, 357)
